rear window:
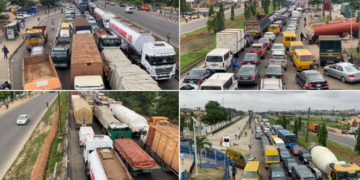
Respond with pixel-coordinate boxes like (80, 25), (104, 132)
(243, 172), (257, 178)
(239, 67), (255, 74)
(291, 37), (297, 41)
(269, 26), (278, 29)
(292, 46), (303, 51)
(206, 56), (223, 62)
(201, 86), (221, 90)
(244, 54), (257, 60)
(345, 65), (360, 73)
(300, 56), (314, 62)
(285, 37), (290, 41)
(307, 74), (325, 81)
(252, 46), (262, 50)
(271, 55), (285, 59)
(267, 67), (282, 74)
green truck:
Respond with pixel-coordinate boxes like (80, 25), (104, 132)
(51, 29), (71, 67)
(341, 3), (353, 18)
(93, 29), (121, 51)
(319, 35), (342, 66)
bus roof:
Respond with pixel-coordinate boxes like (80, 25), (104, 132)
(282, 31), (297, 36)
(227, 146), (251, 155)
(264, 145), (278, 153)
(290, 41), (304, 46)
(244, 161), (260, 172)
(294, 49), (313, 56)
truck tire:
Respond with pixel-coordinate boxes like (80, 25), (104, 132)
(161, 161), (171, 172)
(117, 133), (126, 139)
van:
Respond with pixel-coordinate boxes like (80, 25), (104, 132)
(61, 23), (70, 29)
(79, 126), (95, 148)
(243, 161), (261, 180)
(270, 135), (278, 144)
(292, 10), (301, 18)
(255, 130), (262, 139)
(291, 165), (317, 180)
(292, 49), (316, 71)
(226, 146), (255, 168)
(200, 73), (238, 90)
(282, 32), (297, 49)
(289, 41), (304, 59)
(273, 138), (285, 148)
(222, 136), (231, 147)
(264, 145), (280, 168)
(205, 48), (232, 71)
(268, 24), (280, 35)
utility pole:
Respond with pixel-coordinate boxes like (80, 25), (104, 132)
(306, 108), (310, 142)
(192, 116), (199, 175)
(58, 91), (62, 136)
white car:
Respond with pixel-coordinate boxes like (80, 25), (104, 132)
(264, 32), (276, 42)
(17, 114), (30, 125)
(270, 50), (287, 71)
(125, 6), (134, 13)
(288, 24), (297, 31)
(259, 78), (285, 90)
(285, 28), (296, 33)
(289, 21), (298, 28)
(15, 14), (26, 20)
(271, 43), (285, 54)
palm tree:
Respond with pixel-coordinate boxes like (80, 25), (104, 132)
(188, 136), (212, 165)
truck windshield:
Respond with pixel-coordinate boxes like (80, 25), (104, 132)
(102, 38), (121, 47)
(58, 37), (71, 43)
(150, 55), (176, 65)
(25, 33), (42, 39)
(51, 51), (67, 57)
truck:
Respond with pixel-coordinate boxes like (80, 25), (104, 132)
(140, 123), (179, 175)
(110, 104), (149, 135)
(308, 123), (319, 133)
(72, 96), (93, 129)
(340, 3), (353, 18)
(22, 54), (62, 90)
(79, 126), (94, 148)
(113, 138), (161, 176)
(108, 17), (177, 80)
(71, 34), (103, 89)
(76, 0), (88, 12)
(216, 28), (245, 56)
(94, 106), (132, 140)
(24, 26), (48, 51)
(88, 2), (98, 14)
(83, 92), (95, 104)
(149, 116), (169, 126)
(73, 18), (91, 34)
(308, 145), (360, 180)
(101, 49), (162, 90)
(93, 7), (116, 29)
(51, 29), (71, 67)
(15, 6), (38, 14)
(93, 29), (121, 51)
(319, 35), (342, 66)
(245, 14), (270, 37)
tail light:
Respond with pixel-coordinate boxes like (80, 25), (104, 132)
(307, 83), (313, 88)
(242, 61), (246, 64)
(237, 76), (241, 79)
(349, 74), (354, 77)
(197, 79), (204, 84)
(183, 79), (187, 83)
(270, 60), (274, 63)
(265, 75), (268, 78)
(253, 61), (258, 64)
(80, 141), (82, 144)
(282, 60), (287, 63)
(280, 75), (283, 79)
(251, 76), (255, 79)
(325, 81), (329, 86)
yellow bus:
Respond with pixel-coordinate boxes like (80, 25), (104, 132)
(264, 145), (280, 168)
(242, 161), (261, 180)
(226, 146), (255, 168)
(282, 32), (297, 49)
(292, 49), (316, 71)
(289, 41), (304, 59)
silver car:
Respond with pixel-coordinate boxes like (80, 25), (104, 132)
(264, 32), (276, 42)
(17, 114), (30, 125)
(271, 43), (285, 54)
(259, 78), (285, 90)
(270, 50), (287, 71)
(31, 46), (45, 56)
(324, 62), (360, 83)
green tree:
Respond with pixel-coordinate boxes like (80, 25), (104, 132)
(293, 118), (299, 136)
(277, 0), (281, 7)
(273, 0), (277, 11)
(281, 116), (287, 129)
(355, 125), (360, 154)
(202, 101), (227, 124)
(244, 3), (251, 20)
(0, 0), (7, 13)
(39, 0), (56, 9)
(108, 92), (156, 116)
(219, 2), (224, 15)
(215, 10), (225, 32)
(349, 0), (359, 22)
(230, 5), (235, 20)
(180, 0), (188, 17)
(188, 136), (212, 165)
(208, 4), (215, 17)
(180, 115), (185, 135)
(251, 1), (256, 16)
(172, 0), (179, 8)
(318, 123), (328, 147)
(156, 92), (179, 124)
(134, 0), (144, 6)
(263, 0), (269, 14)
(207, 13), (217, 32)
(308, 0), (322, 10)
(189, 111), (194, 131)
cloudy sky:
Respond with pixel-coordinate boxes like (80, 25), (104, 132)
(180, 91), (360, 111)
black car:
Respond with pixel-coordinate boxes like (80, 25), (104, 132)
(265, 65), (284, 79)
(277, 146), (288, 154)
(284, 158), (298, 175)
(298, 149), (312, 164)
(279, 151), (291, 162)
(295, 70), (329, 90)
(269, 164), (287, 180)
(0, 13), (10, 19)
(242, 53), (261, 65)
(237, 64), (260, 85)
(183, 68), (215, 84)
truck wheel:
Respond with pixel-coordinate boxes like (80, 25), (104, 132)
(161, 161), (170, 172)
(117, 133), (126, 139)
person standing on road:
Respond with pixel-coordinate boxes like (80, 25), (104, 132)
(231, 166), (237, 180)
(220, 137), (223, 146)
(46, 102), (49, 108)
(167, 32), (171, 43)
(2, 45), (9, 59)
(300, 32), (304, 42)
(180, 153), (184, 165)
(231, 54), (237, 73)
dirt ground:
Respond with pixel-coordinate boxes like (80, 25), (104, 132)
(327, 143), (360, 164)
(24, 62), (56, 83)
(191, 167), (225, 180)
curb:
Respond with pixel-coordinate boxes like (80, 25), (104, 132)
(146, 11), (179, 23)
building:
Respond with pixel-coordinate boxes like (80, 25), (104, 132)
(341, 115), (360, 126)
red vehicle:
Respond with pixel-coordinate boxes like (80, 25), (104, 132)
(141, 5), (149, 11)
(250, 43), (267, 59)
(341, 130), (349, 134)
(289, 145), (302, 156)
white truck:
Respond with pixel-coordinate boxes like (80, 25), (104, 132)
(216, 28), (245, 56)
(93, 7), (116, 29)
(83, 135), (112, 174)
(79, 126), (95, 148)
(108, 17), (176, 80)
(110, 104), (149, 135)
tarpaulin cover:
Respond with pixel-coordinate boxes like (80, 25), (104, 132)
(101, 49), (132, 78)
(114, 139), (155, 168)
(94, 106), (121, 129)
(72, 98), (93, 125)
(110, 104), (148, 132)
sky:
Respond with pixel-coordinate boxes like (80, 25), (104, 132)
(180, 91), (360, 111)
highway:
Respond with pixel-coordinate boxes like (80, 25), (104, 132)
(0, 92), (56, 179)
(327, 132), (357, 148)
(94, 0), (179, 47)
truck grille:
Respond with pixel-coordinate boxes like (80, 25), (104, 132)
(155, 67), (173, 75)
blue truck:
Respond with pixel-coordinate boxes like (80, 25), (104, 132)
(15, 6), (38, 14)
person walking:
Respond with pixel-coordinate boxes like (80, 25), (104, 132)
(245, 131), (247, 137)
(300, 32), (304, 42)
(185, 16), (188, 23)
(231, 54), (238, 73)
(235, 134), (237, 139)
(167, 33), (171, 43)
(180, 153), (184, 165)
(231, 166), (237, 180)
(231, 159), (235, 167)
(46, 102), (49, 108)
(6, 103), (9, 109)
(220, 137), (223, 146)
(2, 45), (9, 59)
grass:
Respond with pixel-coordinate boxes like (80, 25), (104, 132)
(347, 48), (359, 58)
(191, 166), (224, 180)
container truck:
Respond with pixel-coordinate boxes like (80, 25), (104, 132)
(22, 54), (62, 90)
(73, 18), (91, 34)
(113, 138), (161, 176)
(93, 29), (121, 51)
(72, 97), (93, 129)
(108, 17), (176, 80)
(245, 14), (270, 37)
(93, 7), (116, 29)
(88, 2), (98, 14)
(110, 104), (149, 135)
(24, 26), (48, 51)
(71, 34), (103, 89)
(94, 106), (132, 140)
(319, 35), (342, 66)
(308, 145), (360, 180)
(140, 123), (179, 175)
(51, 29), (71, 67)
(308, 123), (319, 133)
(75, 0), (88, 12)
(216, 28), (245, 56)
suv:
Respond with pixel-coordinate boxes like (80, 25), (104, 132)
(268, 164), (287, 180)
(298, 149), (312, 164)
(291, 165), (316, 180)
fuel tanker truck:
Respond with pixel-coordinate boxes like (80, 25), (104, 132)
(93, 7), (115, 29)
(308, 145), (360, 180)
(108, 17), (176, 80)
(309, 19), (359, 43)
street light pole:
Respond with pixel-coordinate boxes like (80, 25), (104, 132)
(58, 91), (62, 135)
(192, 116), (199, 175)
(350, 9), (353, 50)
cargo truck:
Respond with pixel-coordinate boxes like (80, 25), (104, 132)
(72, 96), (93, 129)
(51, 29), (71, 67)
(83, 92), (95, 104)
(108, 17), (176, 80)
(93, 7), (116, 29)
(245, 15), (271, 37)
(308, 123), (319, 133)
(74, 18), (91, 34)
(93, 29), (121, 51)
(140, 123), (179, 175)
(88, 2), (98, 14)
(113, 139), (161, 176)
(22, 54), (62, 90)
(24, 26), (48, 51)
(15, 6), (38, 14)
(319, 35), (342, 66)
(71, 34), (104, 89)
(94, 106), (132, 140)
(216, 28), (245, 56)
(308, 145), (360, 180)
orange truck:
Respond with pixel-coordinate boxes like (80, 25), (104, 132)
(149, 116), (169, 126)
(140, 123), (179, 176)
(309, 123), (319, 132)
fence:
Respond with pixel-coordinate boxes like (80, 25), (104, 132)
(148, 10), (179, 22)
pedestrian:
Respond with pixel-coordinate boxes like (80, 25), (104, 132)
(304, 17), (306, 23)
(300, 32), (304, 42)
(220, 137), (223, 146)
(231, 159), (235, 167)
(167, 32), (171, 43)
(203, 12), (205, 18)
(180, 153), (184, 165)
(231, 54), (238, 73)
(248, 143), (252, 150)
(185, 16), (188, 23)
(251, 129), (253, 134)
(2, 81), (11, 90)
(38, 15), (40, 21)
(6, 103), (9, 109)
(355, 132), (357, 138)
(2, 45), (9, 59)
(46, 102), (49, 107)
(235, 134), (237, 139)
(238, 134), (241, 140)
(231, 166), (237, 180)
(245, 131), (247, 137)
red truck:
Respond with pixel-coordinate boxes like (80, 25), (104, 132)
(250, 42), (267, 59)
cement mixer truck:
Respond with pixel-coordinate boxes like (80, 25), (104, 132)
(308, 145), (360, 180)
(108, 17), (176, 80)
(93, 7), (116, 29)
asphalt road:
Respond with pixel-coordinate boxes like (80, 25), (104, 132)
(0, 92), (56, 179)
(325, 132), (357, 148)
(94, 0), (179, 47)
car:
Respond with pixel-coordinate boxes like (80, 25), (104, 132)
(289, 145), (302, 156)
(237, 64), (261, 85)
(250, 43), (267, 59)
(279, 151), (291, 162)
(17, 114), (30, 125)
(284, 158), (299, 175)
(84, 11), (90, 16)
(17, 12), (31, 18)
(295, 70), (329, 90)
(298, 149), (312, 164)
(110, 2), (116, 5)
(305, 8), (310, 12)
(180, 83), (199, 90)
(183, 68), (215, 84)
(324, 63), (360, 83)
(105, 1), (110, 4)
(258, 38), (271, 50)
(265, 64), (284, 79)
(270, 43), (285, 54)
(30, 46), (45, 57)
(15, 14), (26, 20)
(242, 53), (261, 65)
(289, 21), (298, 27)
(285, 28), (296, 33)
(264, 32), (276, 42)
(91, 24), (100, 33)
(125, 6), (134, 13)
(268, 164), (287, 180)
(65, 13), (73, 19)
(270, 50), (287, 71)
(86, 15), (95, 22)
(341, 130), (349, 134)
(259, 78), (285, 90)
(75, 13), (82, 18)
(291, 17), (299, 23)
(0, 13), (10, 19)
(120, 3), (127, 7)
(288, 24), (297, 31)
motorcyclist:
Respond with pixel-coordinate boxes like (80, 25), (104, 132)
(51, 19), (54, 25)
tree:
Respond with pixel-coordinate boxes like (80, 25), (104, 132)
(281, 116), (287, 129)
(134, 0), (144, 6)
(308, 0), (322, 10)
(230, 5), (234, 20)
(263, 0), (269, 14)
(318, 123), (328, 147)
(0, 0), (7, 13)
(207, 13), (217, 32)
(202, 101), (227, 125)
(208, 5), (215, 18)
(219, 2), (224, 15)
(215, 9), (225, 32)
(156, 92), (179, 124)
(189, 111), (194, 131)
(251, 1), (256, 16)
(273, 0), (277, 11)
(188, 136), (212, 165)
(293, 118), (299, 136)
(180, 115), (185, 135)
(355, 125), (360, 154)
(180, 0), (188, 17)
(277, 0), (281, 7)
(172, 0), (179, 8)
(39, 0), (56, 9)
(244, 3), (250, 20)
(108, 92), (156, 116)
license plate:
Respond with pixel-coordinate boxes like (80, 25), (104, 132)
(211, 64), (217, 66)
(317, 84), (321, 87)
(190, 81), (194, 84)
(243, 77), (248, 80)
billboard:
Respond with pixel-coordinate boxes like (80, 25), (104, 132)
(323, 0), (331, 11)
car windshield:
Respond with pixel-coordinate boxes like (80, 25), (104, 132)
(267, 67), (282, 74)
(271, 55), (285, 59)
(281, 152), (290, 157)
(288, 162), (298, 167)
(303, 153), (311, 157)
(252, 46), (262, 50)
(201, 86), (221, 90)
(188, 70), (204, 77)
(293, 147), (301, 150)
(259, 39), (269, 43)
(272, 170), (286, 177)
(18, 115), (27, 120)
(239, 67), (254, 74)
(345, 65), (360, 73)
(243, 172), (257, 178)
(206, 56), (223, 62)
(272, 45), (283, 50)
(266, 155), (279, 161)
(265, 33), (274, 36)
(300, 56), (314, 62)
(244, 54), (257, 60)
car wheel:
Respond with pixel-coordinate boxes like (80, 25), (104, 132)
(284, 67), (287, 71)
(341, 76), (347, 83)
(324, 70), (329, 76)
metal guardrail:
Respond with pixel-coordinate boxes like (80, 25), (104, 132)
(180, 57), (205, 79)
(66, 101), (71, 180)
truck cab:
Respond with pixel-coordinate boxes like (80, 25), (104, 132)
(107, 122), (132, 140)
(97, 35), (121, 51)
(83, 135), (113, 174)
(24, 26), (47, 51)
(51, 29), (71, 67)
